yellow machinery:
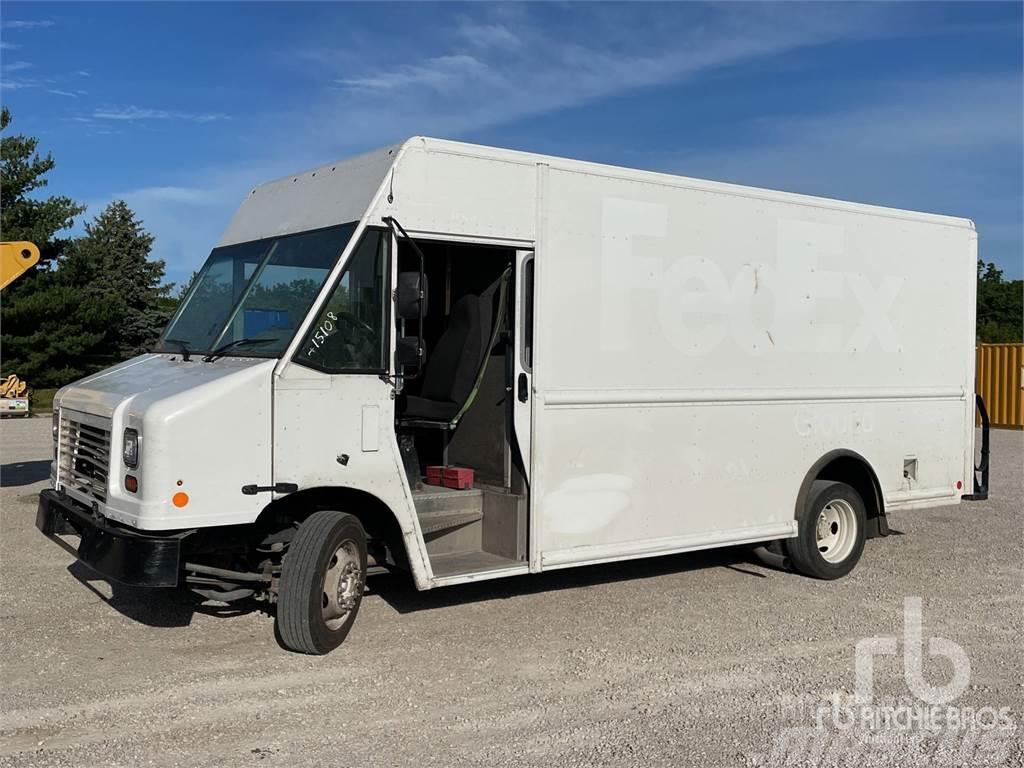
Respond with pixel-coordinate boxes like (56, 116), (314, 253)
(0, 373), (30, 416)
(0, 241), (39, 415)
(0, 240), (40, 290)
(0, 375), (27, 397)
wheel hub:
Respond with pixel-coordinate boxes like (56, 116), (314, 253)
(815, 499), (857, 564)
(322, 540), (363, 629)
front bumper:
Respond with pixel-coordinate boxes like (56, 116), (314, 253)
(36, 489), (189, 587)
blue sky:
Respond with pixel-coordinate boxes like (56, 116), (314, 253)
(2, 2), (1021, 285)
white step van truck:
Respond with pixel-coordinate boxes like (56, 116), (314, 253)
(38, 138), (990, 654)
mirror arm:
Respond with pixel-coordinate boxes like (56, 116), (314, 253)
(382, 216), (425, 381)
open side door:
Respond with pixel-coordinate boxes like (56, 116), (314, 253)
(512, 250), (535, 483)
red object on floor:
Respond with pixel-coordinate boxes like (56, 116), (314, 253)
(425, 466), (445, 486)
(443, 466), (474, 490)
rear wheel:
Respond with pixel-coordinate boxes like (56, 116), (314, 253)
(276, 510), (367, 654)
(786, 480), (866, 579)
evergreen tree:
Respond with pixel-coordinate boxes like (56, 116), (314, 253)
(65, 201), (173, 357)
(977, 260), (1023, 343)
(1, 280), (117, 386)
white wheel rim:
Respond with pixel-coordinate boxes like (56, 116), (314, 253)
(322, 539), (363, 630)
(815, 499), (858, 564)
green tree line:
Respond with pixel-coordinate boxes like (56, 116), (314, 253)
(977, 260), (1023, 344)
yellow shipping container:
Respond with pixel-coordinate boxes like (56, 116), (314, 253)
(976, 343), (1024, 429)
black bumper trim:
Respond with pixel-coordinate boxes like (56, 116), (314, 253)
(36, 489), (189, 587)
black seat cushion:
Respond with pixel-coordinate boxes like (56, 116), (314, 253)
(405, 294), (483, 420)
(401, 395), (460, 422)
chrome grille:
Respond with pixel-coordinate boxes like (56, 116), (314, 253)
(58, 412), (112, 504)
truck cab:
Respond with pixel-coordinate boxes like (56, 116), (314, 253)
(40, 140), (535, 654)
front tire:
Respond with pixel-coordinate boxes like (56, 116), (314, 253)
(277, 510), (367, 654)
(786, 480), (866, 580)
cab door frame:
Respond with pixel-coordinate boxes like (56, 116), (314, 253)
(271, 222), (435, 590)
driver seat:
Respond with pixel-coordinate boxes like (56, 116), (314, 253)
(399, 267), (510, 430)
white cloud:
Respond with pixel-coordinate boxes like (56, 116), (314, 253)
(456, 21), (522, 50)
(319, 4), (890, 151)
(337, 54), (492, 93)
(123, 185), (223, 205)
(752, 78), (1019, 154)
(1, 20), (55, 30)
(47, 89), (79, 98)
(91, 106), (230, 123)
(1, 60), (87, 92)
(2, 60), (33, 73)
(0, 78), (37, 91)
(92, 106), (172, 121)
(0, 41), (21, 50)
(669, 74), (1023, 276)
(671, 75), (1021, 199)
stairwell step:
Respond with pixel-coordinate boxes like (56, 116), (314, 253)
(412, 487), (483, 516)
(417, 509), (483, 535)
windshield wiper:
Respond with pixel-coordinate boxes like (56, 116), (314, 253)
(162, 338), (193, 362)
(201, 337), (279, 362)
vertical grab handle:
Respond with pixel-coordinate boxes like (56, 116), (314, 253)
(964, 393), (990, 501)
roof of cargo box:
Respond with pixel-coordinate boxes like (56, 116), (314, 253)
(218, 136), (975, 246)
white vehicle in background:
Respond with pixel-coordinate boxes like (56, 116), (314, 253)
(38, 138), (990, 654)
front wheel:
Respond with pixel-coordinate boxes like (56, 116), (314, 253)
(785, 480), (866, 580)
(276, 510), (367, 654)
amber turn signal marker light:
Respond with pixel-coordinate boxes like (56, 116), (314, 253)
(172, 491), (189, 508)
(125, 475), (138, 493)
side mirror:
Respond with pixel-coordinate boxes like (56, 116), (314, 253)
(397, 272), (427, 320)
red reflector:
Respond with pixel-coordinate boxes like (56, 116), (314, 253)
(956, 480), (963, 490)
(125, 475), (138, 493)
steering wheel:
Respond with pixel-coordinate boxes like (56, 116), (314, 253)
(334, 311), (376, 343)
(304, 310), (379, 366)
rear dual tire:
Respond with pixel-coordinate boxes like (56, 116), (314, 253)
(276, 510), (367, 655)
(786, 480), (866, 580)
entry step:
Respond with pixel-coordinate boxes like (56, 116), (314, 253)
(412, 486), (482, 514)
(417, 509), (483, 535)
(413, 487), (484, 535)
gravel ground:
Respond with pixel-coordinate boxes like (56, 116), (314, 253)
(0, 416), (1021, 767)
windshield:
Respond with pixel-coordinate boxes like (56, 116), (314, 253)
(157, 223), (357, 358)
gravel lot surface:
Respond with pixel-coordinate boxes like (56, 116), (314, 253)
(1, 417), (1021, 767)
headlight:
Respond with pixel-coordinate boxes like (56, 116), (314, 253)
(52, 410), (60, 441)
(123, 428), (139, 468)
